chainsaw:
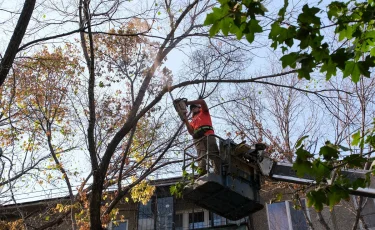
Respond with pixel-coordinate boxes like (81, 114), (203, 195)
(173, 98), (188, 121)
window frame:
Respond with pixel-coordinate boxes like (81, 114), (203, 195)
(109, 219), (128, 230)
(137, 196), (175, 230)
(266, 199), (310, 230)
(174, 212), (184, 230)
(174, 208), (248, 229)
(188, 210), (206, 229)
(175, 208), (209, 229)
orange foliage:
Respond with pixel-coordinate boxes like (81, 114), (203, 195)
(1, 45), (83, 149)
(0, 219), (25, 230)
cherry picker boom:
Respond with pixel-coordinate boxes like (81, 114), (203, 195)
(181, 135), (375, 221)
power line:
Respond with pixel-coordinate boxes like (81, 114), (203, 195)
(0, 170), (188, 203)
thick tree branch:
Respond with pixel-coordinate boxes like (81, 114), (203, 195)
(0, 0), (36, 87)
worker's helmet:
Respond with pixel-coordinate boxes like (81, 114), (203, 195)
(190, 104), (201, 111)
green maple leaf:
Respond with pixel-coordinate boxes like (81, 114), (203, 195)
(343, 61), (361, 82)
(319, 145), (339, 161)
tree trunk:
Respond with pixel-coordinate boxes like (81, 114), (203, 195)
(0, 0), (36, 86)
(90, 172), (105, 230)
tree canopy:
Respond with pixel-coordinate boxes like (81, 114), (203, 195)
(1, 0), (375, 229)
(205, 0), (375, 82)
(204, 0), (375, 223)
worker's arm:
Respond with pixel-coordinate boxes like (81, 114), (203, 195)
(186, 99), (209, 112)
(183, 118), (194, 135)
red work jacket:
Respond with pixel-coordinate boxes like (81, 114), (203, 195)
(190, 110), (214, 136)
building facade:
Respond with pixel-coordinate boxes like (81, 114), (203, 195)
(1, 178), (375, 230)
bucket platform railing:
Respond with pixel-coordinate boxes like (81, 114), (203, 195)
(180, 135), (264, 220)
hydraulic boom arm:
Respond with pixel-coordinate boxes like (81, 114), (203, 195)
(246, 144), (375, 198)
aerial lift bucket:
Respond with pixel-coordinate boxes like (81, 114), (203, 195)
(182, 136), (264, 220)
(181, 135), (375, 221)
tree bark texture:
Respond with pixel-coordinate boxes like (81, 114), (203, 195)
(0, 0), (36, 86)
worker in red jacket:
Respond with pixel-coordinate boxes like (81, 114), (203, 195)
(182, 99), (220, 175)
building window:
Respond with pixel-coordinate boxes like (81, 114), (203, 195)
(174, 213), (183, 230)
(209, 212), (228, 226)
(138, 200), (155, 230)
(267, 200), (309, 230)
(156, 197), (173, 230)
(175, 210), (247, 229)
(109, 220), (128, 230)
(138, 197), (174, 230)
(227, 216), (248, 227)
(189, 211), (205, 229)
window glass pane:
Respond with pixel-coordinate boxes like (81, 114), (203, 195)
(227, 216), (248, 226)
(267, 202), (289, 230)
(138, 200), (154, 230)
(211, 212), (226, 226)
(113, 221), (128, 230)
(288, 201), (309, 230)
(156, 197), (173, 230)
(189, 211), (205, 229)
(174, 213), (183, 230)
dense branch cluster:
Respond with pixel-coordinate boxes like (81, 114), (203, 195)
(0, 0), (375, 230)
